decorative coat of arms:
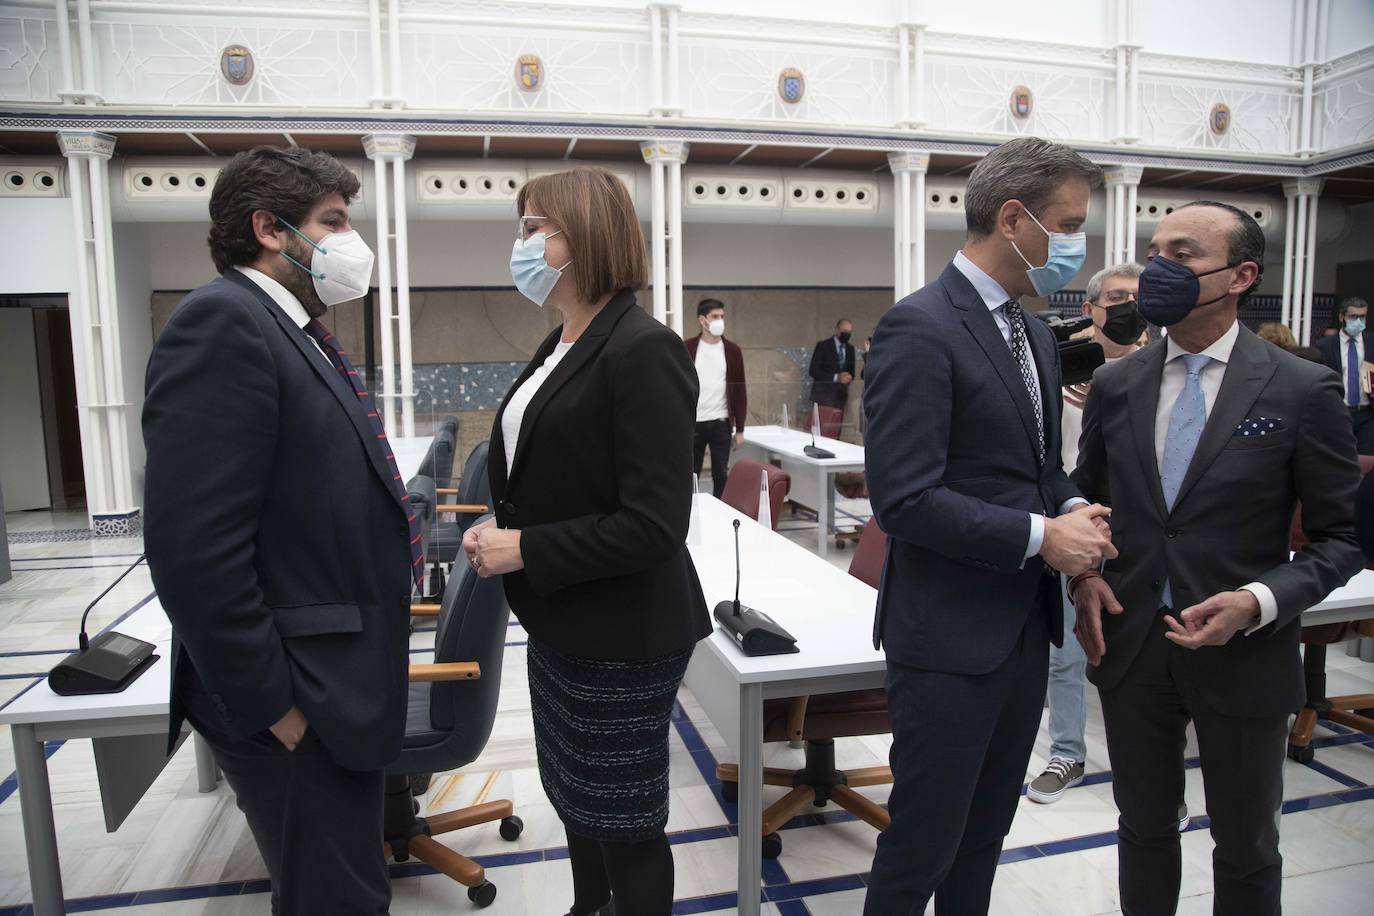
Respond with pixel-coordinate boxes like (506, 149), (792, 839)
(778, 68), (805, 104)
(516, 55), (544, 92)
(1010, 85), (1033, 120)
(1209, 102), (1231, 135)
(220, 46), (254, 86)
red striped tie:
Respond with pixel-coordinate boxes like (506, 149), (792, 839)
(306, 319), (424, 588)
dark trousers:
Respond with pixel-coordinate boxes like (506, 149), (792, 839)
(1352, 407), (1374, 454)
(1098, 611), (1287, 916)
(182, 679), (391, 916)
(693, 418), (732, 498)
(864, 608), (1049, 916)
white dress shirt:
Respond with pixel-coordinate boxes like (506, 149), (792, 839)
(1155, 320), (1276, 633)
(234, 266), (332, 367)
(1337, 329), (1367, 407)
(502, 340), (574, 477)
(951, 251), (1079, 561)
(694, 338), (729, 422)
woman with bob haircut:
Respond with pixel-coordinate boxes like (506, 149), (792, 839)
(464, 167), (710, 916)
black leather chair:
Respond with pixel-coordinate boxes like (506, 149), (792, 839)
(417, 416), (458, 483)
(384, 516), (523, 908)
(423, 442), (493, 601)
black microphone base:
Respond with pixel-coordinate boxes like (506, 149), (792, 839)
(803, 445), (835, 459)
(714, 600), (799, 656)
(48, 630), (158, 696)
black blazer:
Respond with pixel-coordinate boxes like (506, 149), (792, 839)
(489, 289), (711, 659)
(864, 262), (1077, 674)
(143, 271), (414, 771)
(1073, 326), (1363, 715)
(809, 336), (857, 409)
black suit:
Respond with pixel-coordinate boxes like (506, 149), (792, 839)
(1316, 330), (1374, 453)
(864, 263), (1076, 915)
(1073, 326), (1363, 915)
(489, 288), (711, 659)
(809, 335), (856, 410)
(144, 270), (412, 914)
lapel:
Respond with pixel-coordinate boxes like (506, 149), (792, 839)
(224, 271), (399, 498)
(944, 263), (1043, 466)
(1125, 340), (1170, 519)
(1171, 325), (1278, 513)
(504, 289), (639, 492)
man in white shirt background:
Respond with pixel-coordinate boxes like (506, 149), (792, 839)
(685, 298), (748, 498)
(1316, 296), (1374, 453)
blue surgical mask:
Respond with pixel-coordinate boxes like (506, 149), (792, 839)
(1136, 255), (1238, 327)
(1346, 317), (1366, 337)
(1011, 208), (1087, 297)
(509, 231), (570, 307)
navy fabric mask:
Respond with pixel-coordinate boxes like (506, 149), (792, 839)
(1136, 256), (1238, 327)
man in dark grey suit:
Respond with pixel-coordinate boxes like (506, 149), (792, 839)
(1072, 201), (1363, 916)
(863, 137), (1116, 915)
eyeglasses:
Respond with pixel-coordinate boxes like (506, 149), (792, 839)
(1093, 289), (1136, 306)
(516, 215), (549, 240)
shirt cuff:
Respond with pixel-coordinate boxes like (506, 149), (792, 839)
(1024, 513), (1045, 564)
(1241, 583), (1278, 635)
(1060, 497), (1088, 514)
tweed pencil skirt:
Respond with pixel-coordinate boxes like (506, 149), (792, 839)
(526, 636), (693, 842)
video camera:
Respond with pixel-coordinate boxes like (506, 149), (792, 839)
(1037, 313), (1105, 386)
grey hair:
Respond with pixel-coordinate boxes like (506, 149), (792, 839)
(1340, 296), (1369, 316)
(964, 137), (1104, 237)
(1085, 262), (1144, 302)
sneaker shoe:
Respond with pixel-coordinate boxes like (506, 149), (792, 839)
(1177, 803), (1190, 832)
(1027, 757), (1085, 804)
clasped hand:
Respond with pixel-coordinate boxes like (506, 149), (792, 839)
(462, 517), (524, 577)
(1041, 503), (1116, 576)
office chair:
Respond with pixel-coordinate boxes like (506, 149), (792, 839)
(802, 403), (843, 439)
(422, 441), (493, 602)
(384, 523), (523, 908)
(721, 460), (790, 529)
(716, 517), (893, 858)
(416, 416), (458, 484)
(1287, 455), (1374, 762)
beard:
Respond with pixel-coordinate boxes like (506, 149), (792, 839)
(277, 236), (330, 319)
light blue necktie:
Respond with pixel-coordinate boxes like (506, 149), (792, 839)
(1348, 337), (1360, 407)
(1159, 353), (1211, 609)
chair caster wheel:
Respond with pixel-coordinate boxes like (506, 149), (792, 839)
(410, 773), (432, 795)
(499, 815), (524, 841)
(762, 832), (783, 859)
(1288, 743), (1315, 764)
(836, 541), (848, 550)
(720, 781), (739, 803)
(468, 881), (497, 907)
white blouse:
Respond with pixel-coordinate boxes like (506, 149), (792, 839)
(502, 340), (575, 476)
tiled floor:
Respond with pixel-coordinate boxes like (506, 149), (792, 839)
(2, 506), (1373, 915)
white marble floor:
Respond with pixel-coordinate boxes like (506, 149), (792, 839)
(2, 507), (1373, 915)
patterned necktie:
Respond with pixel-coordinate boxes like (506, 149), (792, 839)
(1003, 300), (1045, 463)
(305, 319), (424, 589)
(1159, 353), (1211, 608)
(1348, 337), (1360, 407)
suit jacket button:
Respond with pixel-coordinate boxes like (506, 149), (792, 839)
(1166, 529), (1178, 538)
(502, 501), (516, 517)
(1151, 580), (1161, 591)
(211, 693), (222, 702)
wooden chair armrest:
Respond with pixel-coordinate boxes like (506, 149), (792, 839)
(410, 602), (441, 616)
(435, 487), (459, 495)
(408, 662), (481, 682)
(786, 695), (810, 742)
(437, 503), (489, 514)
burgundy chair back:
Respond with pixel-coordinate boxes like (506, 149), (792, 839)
(847, 518), (887, 589)
(803, 404), (843, 439)
(721, 460), (790, 528)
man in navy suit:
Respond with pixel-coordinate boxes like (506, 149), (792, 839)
(1316, 296), (1374, 453)
(144, 147), (416, 915)
(862, 137), (1115, 915)
(809, 318), (857, 413)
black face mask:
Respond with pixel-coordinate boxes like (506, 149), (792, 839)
(838, 331), (852, 344)
(1100, 299), (1148, 346)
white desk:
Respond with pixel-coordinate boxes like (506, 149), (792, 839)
(391, 435), (436, 484)
(684, 496), (1374, 916)
(0, 597), (216, 916)
(738, 425), (866, 557)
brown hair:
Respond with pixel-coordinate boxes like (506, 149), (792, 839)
(1257, 321), (1297, 350)
(516, 167), (647, 303)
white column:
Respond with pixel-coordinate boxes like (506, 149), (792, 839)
(643, 143), (667, 324)
(897, 24), (910, 127)
(1104, 183), (1117, 268)
(1301, 191), (1321, 345)
(648, 4), (664, 115)
(1283, 178), (1323, 341)
(888, 152), (930, 299)
(390, 144), (417, 435)
(911, 24), (928, 129)
(641, 140), (688, 332)
(367, 0), (385, 105)
(1103, 166), (1143, 266)
(53, 0), (75, 101)
(1125, 0), (1141, 142)
(60, 131), (139, 533)
(665, 4), (681, 116)
(1299, 0), (1319, 156)
(667, 154), (684, 337)
(75, 0), (96, 98)
(386, 0), (404, 108)
(1281, 191), (1297, 327)
(363, 133), (416, 439)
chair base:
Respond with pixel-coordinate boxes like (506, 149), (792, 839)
(1287, 643), (1374, 763)
(717, 738), (891, 858)
(382, 773), (522, 907)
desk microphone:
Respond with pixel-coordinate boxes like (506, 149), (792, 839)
(803, 401), (835, 459)
(713, 519), (799, 656)
(48, 554), (158, 696)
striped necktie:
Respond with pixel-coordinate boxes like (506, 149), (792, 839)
(305, 319), (424, 589)
(1004, 300), (1045, 463)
